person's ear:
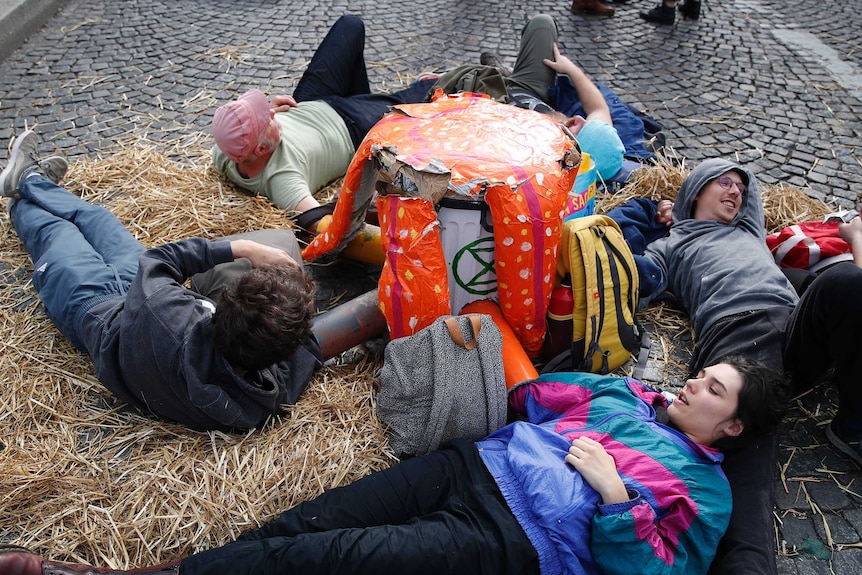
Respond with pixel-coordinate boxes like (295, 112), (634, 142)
(721, 418), (744, 438)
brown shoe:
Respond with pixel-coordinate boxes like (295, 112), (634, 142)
(42, 560), (179, 575)
(479, 52), (511, 77)
(0, 550), (43, 575)
(571, 0), (616, 15)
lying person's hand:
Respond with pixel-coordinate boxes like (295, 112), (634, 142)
(838, 212), (862, 243)
(656, 199), (674, 226)
(838, 214), (862, 267)
(543, 43), (581, 78)
(565, 436), (629, 504)
(230, 239), (301, 269)
(271, 95), (299, 112)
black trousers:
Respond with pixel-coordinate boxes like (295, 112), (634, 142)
(179, 439), (539, 575)
(292, 14), (435, 149)
(693, 263), (862, 575)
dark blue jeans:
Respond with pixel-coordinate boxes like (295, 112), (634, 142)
(179, 439), (539, 575)
(292, 14), (436, 149)
(11, 175), (144, 351)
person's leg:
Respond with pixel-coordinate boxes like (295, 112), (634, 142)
(709, 435), (779, 575)
(641, 1), (677, 25)
(181, 442), (538, 575)
(292, 15), (370, 102)
(678, 0), (701, 19)
(687, 310), (787, 575)
(11, 175), (144, 350)
(783, 263), (862, 463)
(321, 78), (438, 148)
(235, 439), (487, 540)
(783, 263), (862, 415)
(504, 14), (559, 105)
(183, 508), (536, 575)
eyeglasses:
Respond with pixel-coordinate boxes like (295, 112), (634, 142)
(716, 175), (746, 196)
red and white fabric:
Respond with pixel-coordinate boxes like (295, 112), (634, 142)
(765, 221), (853, 272)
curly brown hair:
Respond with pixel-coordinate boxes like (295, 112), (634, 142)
(212, 265), (316, 371)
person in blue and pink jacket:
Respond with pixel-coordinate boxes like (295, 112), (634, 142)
(0, 358), (787, 575)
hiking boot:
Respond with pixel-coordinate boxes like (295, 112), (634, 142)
(826, 420), (862, 468)
(678, 0), (701, 19)
(571, 0), (616, 16)
(479, 52), (511, 77)
(41, 155), (69, 184)
(640, 3), (676, 24)
(0, 130), (39, 198)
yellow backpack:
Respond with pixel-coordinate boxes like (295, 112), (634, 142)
(545, 215), (643, 374)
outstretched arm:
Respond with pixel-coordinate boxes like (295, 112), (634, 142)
(230, 239), (300, 268)
(543, 44), (612, 126)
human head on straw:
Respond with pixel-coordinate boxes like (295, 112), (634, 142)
(210, 15), (437, 214)
(603, 156), (862, 573)
(0, 357), (788, 574)
(1, 130), (322, 432)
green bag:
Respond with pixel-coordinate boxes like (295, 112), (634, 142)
(429, 64), (509, 103)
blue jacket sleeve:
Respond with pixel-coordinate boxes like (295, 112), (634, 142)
(605, 198), (668, 255)
(605, 198), (670, 299)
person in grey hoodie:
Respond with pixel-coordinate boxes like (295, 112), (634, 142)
(1, 130), (322, 432)
(608, 157), (862, 575)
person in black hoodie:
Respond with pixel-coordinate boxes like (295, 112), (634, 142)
(1, 130), (322, 431)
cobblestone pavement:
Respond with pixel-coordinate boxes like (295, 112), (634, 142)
(1, 0), (861, 573)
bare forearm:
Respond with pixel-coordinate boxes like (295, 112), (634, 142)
(565, 65), (610, 122)
(230, 239), (299, 268)
(544, 44), (612, 125)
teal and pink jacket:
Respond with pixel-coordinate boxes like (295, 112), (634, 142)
(476, 372), (730, 575)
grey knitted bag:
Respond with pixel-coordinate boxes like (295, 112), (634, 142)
(376, 314), (507, 457)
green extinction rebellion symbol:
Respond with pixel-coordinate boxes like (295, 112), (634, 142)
(452, 237), (497, 295)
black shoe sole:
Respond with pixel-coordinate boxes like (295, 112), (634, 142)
(825, 423), (862, 468)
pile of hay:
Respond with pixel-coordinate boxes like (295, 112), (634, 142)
(0, 139), (394, 568)
(0, 142), (835, 568)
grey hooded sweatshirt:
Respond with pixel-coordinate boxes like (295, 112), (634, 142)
(642, 158), (798, 336)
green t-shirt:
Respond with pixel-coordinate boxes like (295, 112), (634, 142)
(212, 100), (354, 210)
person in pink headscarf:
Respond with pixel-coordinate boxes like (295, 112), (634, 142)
(211, 15), (436, 213)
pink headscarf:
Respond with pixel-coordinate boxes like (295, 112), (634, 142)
(212, 89), (271, 162)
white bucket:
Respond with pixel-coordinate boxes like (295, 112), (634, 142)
(437, 197), (497, 314)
